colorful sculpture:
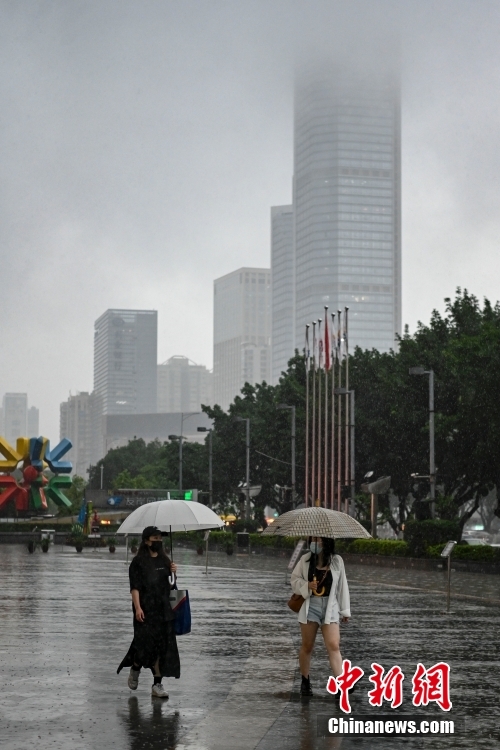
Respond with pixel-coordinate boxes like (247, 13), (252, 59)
(0, 436), (73, 514)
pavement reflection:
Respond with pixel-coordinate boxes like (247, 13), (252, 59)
(121, 697), (181, 750)
(0, 544), (498, 750)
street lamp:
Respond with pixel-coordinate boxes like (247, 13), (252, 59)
(197, 427), (213, 508)
(409, 366), (435, 517)
(277, 404), (296, 508)
(234, 416), (250, 520)
(334, 387), (356, 513)
(168, 412), (201, 492)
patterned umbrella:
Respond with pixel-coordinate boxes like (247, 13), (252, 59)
(262, 507), (371, 539)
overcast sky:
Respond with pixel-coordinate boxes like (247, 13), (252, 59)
(1, 0), (500, 439)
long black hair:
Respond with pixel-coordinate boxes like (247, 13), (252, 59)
(307, 536), (336, 570)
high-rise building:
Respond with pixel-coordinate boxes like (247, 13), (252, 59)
(271, 62), (401, 372)
(2, 393), (27, 445)
(27, 406), (39, 436)
(157, 356), (213, 414)
(92, 309), (158, 462)
(93, 309), (158, 415)
(60, 392), (94, 477)
(213, 268), (271, 410)
(270, 205), (295, 383)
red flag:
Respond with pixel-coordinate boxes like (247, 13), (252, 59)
(324, 308), (330, 370)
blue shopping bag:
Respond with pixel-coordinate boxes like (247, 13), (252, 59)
(169, 589), (191, 635)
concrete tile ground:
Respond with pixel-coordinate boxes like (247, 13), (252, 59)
(0, 545), (498, 750)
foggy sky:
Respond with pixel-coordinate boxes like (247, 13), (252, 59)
(1, 0), (500, 440)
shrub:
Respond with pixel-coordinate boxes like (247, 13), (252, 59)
(347, 539), (409, 557)
(427, 543), (500, 563)
(404, 520), (460, 557)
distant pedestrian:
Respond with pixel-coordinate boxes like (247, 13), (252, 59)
(117, 526), (180, 698)
(290, 536), (350, 696)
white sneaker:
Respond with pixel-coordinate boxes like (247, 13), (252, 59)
(151, 682), (169, 699)
(128, 667), (140, 690)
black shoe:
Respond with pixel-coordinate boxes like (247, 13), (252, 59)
(300, 676), (313, 696)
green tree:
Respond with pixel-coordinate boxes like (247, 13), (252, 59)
(60, 475), (87, 515)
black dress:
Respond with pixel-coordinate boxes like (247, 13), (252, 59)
(117, 553), (181, 679)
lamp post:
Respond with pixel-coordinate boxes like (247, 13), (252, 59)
(168, 412), (201, 492)
(234, 417), (250, 520)
(334, 388), (355, 514)
(409, 367), (435, 517)
(197, 426), (213, 508)
(277, 404), (296, 508)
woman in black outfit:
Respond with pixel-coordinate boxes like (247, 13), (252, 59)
(117, 526), (180, 698)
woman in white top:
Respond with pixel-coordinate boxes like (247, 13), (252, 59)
(290, 536), (350, 696)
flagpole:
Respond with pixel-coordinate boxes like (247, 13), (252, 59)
(317, 318), (322, 507)
(344, 307), (350, 514)
(330, 312), (336, 510)
(311, 321), (316, 507)
(324, 307), (329, 508)
(337, 309), (342, 511)
(305, 325), (310, 507)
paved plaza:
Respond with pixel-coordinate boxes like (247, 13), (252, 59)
(0, 544), (498, 750)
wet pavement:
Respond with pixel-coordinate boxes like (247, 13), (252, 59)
(0, 544), (498, 750)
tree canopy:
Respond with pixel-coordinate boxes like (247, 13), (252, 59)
(88, 290), (500, 532)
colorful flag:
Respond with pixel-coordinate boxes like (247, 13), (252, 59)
(331, 313), (337, 364)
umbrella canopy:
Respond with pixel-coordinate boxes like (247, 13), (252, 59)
(116, 500), (224, 534)
(261, 507), (371, 539)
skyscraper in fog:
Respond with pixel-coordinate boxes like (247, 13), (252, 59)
(93, 309), (158, 416)
(157, 356), (213, 413)
(213, 268), (271, 410)
(60, 392), (93, 477)
(271, 62), (401, 377)
(271, 205), (294, 383)
(91, 309), (157, 463)
(2, 393), (27, 444)
(27, 406), (39, 436)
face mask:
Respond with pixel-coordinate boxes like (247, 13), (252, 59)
(149, 540), (163, 553)
(310, 541), (322, 555)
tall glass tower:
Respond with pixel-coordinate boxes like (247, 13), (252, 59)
(93, 309), (158, 416)
(293, 62), (401, 352)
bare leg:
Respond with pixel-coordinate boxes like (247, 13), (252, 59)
(299, 621), (319, 677)
(321, 622), (342, 677)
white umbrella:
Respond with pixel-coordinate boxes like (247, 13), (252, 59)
(262, 507), (371, 539)
(116, 500), (224, 565)
(116, 500), (224, 534)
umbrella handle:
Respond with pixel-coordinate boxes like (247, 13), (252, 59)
(168, 574), (176, 586)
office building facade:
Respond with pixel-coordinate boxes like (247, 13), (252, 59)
(92, 309), (158, 462)
(293, 64), (401, 352)
(60, 392), (94, 477)
(2, 393), (28, 444)
(27, 406), (39, 436)
(93, 309), (158, 415)
(157, 356), (213, 414)
(270, 205), (295, 383)
(271, 63), (401, 376)
(213, 268), (271, 410)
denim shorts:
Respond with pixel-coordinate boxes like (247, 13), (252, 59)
(307, 595), (330, 625)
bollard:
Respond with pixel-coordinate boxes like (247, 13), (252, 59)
(440, 540), (457, 614)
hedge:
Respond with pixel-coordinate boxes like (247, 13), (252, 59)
(345, 539), (409, 556)
(427, 543), (500, 563)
